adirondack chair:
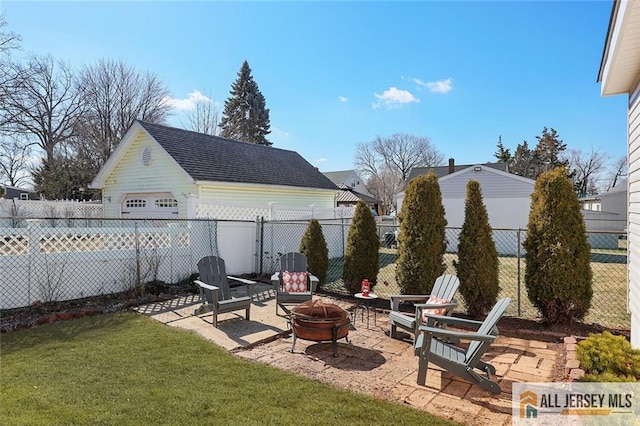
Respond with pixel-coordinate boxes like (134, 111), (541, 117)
(271, 252), (319, 316)
(388, 274), (460, 341)
(415, 297), (511, 394)
(194, 256), (257, 328)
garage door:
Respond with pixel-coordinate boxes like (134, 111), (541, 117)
(121, 193), (179, 218)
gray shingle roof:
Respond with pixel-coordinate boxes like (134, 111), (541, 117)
(323, 170), (356, 186)
(138, 121), (338, 191)
(406, 162), (508, 181)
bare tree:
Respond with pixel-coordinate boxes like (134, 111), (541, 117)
(568, 148), (608, 196)
(0, 14), (20, 54)
(0, 55), (84, 163)
(606, 155), (627, 191)
(355, 133), (443, 213)
(371, 133), (442, 181)
(0, 134), (32, 187)
(76, 59), (172, 166)
(180, 91), (220, 135)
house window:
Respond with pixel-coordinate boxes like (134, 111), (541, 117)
(155, 198), (178, 208)
(125, 199), (146, 208)
(20, 193), (28, 200)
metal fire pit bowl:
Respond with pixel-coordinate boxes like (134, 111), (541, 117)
(289, 300), (350, 357)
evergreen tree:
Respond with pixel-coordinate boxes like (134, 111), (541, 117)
(534, 127), (568, 175)
(219, 60), (271, 146)
(455, 180), (500, 318)
(396, 173), (447, 294)
(523, 167), (593, 324)
(343, 200), (380, 294)
(494, 135), (512, 164)
(299, 219), (329, 285)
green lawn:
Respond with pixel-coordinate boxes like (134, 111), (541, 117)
(0, 313), (457, 426)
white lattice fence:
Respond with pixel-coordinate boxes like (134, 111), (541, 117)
(196, 203), (269, 221)
(0, 199), (103, 219)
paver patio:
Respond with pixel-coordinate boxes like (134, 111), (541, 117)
(136, 283), (562, 425)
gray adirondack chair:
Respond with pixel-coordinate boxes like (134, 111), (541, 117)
(416, 297), (511, 394)
(388, 274), (460, 342)
(194, 256), (257, 328)
(271, 252), (319, 316)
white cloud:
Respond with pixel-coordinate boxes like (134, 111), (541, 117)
(162, 90), (212, 111)
(316, 158), (328, 163)
(338, 96), (348, 103)
(271, 127), (290, 138)
(413, 77), (453, 94)
(372, 87), (419, 109)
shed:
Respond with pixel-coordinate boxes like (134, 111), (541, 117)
(90, 121), (338, 219)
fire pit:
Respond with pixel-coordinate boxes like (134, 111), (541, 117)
(289, 300), (351, 357)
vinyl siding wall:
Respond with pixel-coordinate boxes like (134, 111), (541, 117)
(629, 77), (640, 347)
(402, 168), (535, 229)
(101, 131), (197, 218)
(198, 184), (336, 208)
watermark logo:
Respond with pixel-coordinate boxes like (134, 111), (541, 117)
(519, 390), (537, 419)
(513, 383), (639, 425)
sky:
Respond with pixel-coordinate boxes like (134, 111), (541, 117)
(0, 0), (628, 180)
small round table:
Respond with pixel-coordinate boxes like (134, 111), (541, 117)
(353, 292), (378, 328)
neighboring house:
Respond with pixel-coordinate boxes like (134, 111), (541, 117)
(601, 179), (627, 218)
(323, 170), (371, 196)
(598, 0), (640, 347)
(90, 121), (338, 218)
(335, 184), (381, 213)
(581, 181), (627, 234)
(396, 162), (531, 227)
(1, 186), (40, 200)
(404, 158), (508, 184)
(580, 195), (602, 211)
(396, 164), (535, 255)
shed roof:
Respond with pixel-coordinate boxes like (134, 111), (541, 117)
(136, 121), (337, 190)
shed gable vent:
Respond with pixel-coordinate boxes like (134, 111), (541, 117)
(141, 146), (152, 166)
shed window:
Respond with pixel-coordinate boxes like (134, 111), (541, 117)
(125, 199), (146, 208)
(141, 146), (152, 166)
(20, 193), (28, 200)
(155, 198), (178, 208)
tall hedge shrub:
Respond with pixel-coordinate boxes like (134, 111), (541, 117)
(299, 219), (329, 285)
(524, 167), (593, 324)
(455, 180), (499, 318)
(396, 173), (447, 295)
(343, 200), (380, 294)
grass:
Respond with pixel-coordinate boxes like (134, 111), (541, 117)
(323, 248), (630, 329)
(0, 313), (458, 426)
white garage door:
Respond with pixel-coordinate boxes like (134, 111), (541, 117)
(121, 193), (179, 218)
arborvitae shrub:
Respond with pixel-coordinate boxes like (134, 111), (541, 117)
(396, 173), (447, 295)
(577, 332), (640, 381)
(299, 219), (329, 285)
(455, 180), (499, 318)
(343, 200), (380, 294)
(523, 167), (593, 324)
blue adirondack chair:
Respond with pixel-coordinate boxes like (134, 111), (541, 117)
(388, 274), (460, 343)
(194, 256), (256, 328)
(416, 297), (511, 394)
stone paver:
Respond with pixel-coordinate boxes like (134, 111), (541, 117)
(136, 287), (565, 425)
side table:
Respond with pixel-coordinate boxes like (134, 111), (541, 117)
(353, 292), (378, 328)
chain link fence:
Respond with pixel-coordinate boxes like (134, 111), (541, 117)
(258, 220), (630, 330)
(1, 215), (630, 330)
(0, 217), (224, 310)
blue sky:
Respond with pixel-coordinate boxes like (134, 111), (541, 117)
(1, 1), (626, 175)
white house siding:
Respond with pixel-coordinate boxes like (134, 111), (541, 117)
(101, 131), (197, 218)
(629, 77), (640, 347)
(198, 184), (336, 208)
